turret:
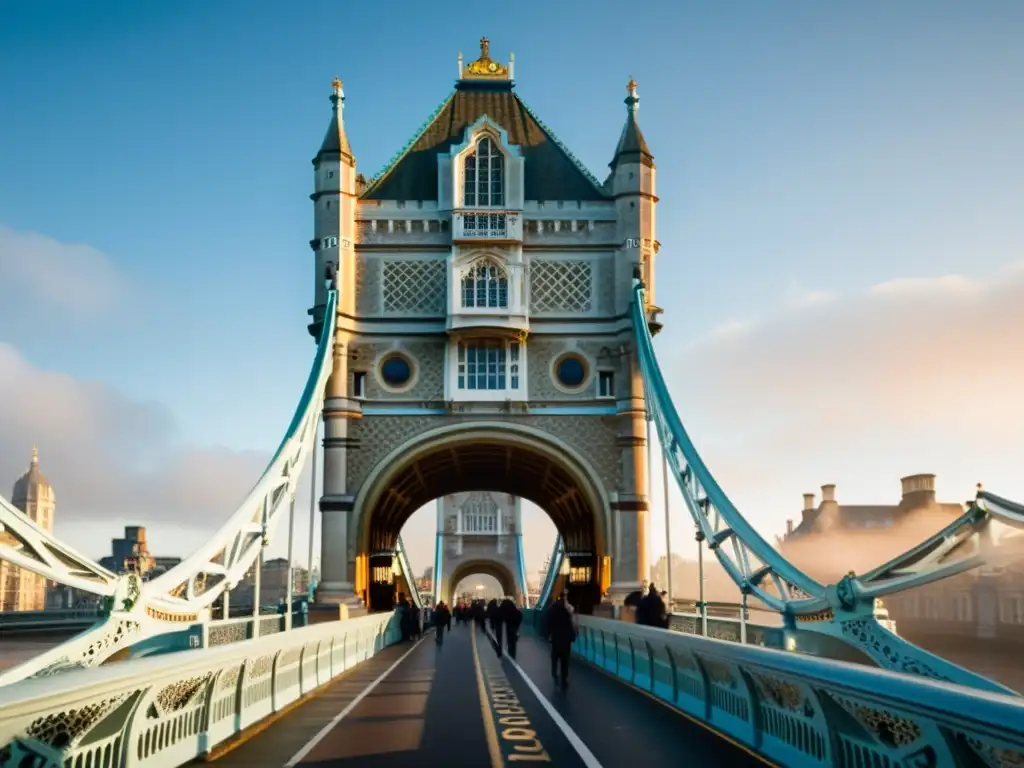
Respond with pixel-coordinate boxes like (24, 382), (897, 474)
(308, 77), (358, 338)
(610, 78), (657, 313)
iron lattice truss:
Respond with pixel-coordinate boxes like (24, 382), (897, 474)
(630, 278), (1024, 694)
(0, 287), (340, 683)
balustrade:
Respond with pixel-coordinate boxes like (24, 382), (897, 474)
(453, 210), (523, 241)
(0, 612), (402, 768)
(521, 611), (1024, 767)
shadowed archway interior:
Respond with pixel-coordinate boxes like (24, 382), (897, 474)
(446, 559), (517, 604)
(365, 441), (599, 555)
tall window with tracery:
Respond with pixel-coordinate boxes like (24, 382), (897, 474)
(461, 260), (508, 308)
(463, 138), (504, 207)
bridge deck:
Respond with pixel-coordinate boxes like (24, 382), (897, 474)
(206, 621), (769, 766)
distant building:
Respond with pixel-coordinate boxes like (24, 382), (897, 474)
(100, 526), (157, 576)
(779, 473), (1024, 691)
(1, 448), (56, 611)
(233, 557), (310, 607)
(783, 474), (964, 543)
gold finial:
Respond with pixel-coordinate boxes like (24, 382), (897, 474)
(977, 482), (983, 491)
(331, 76), (343, 96)
(31, 445), (38, 466)
(462, 37), (509, 80)
(627, 75), (638, 91)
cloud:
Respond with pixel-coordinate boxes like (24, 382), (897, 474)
(659, 262), (1024, 539)
(0, 343), (270, 559)
(0, 226), (122, 316)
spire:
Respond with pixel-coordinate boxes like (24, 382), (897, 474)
(610, 76), (653, 169)
(317, 76), (353, 163)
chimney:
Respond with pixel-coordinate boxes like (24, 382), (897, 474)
(821, 484), (836, 503)
(900, 473), (937, 508)
(802, 493), (815, 511)
(786, 519), (794, 535)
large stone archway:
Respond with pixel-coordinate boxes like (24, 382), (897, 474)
(350, 422), (611, 612)
(445, 559), (517, 605)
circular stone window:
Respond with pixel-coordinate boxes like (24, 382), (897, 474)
(379, 354), (413, 389)
(555, 354), (588, 389)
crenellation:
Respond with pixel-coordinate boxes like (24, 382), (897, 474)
(523, 219), (617, 246)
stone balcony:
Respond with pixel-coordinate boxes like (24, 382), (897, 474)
(452, 210), (523, 243)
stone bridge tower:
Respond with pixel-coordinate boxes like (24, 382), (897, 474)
(308, 39), (659, 614)
(434, 491), (526, 606)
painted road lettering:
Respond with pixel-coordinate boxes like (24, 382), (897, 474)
(481, 654), (551, 762)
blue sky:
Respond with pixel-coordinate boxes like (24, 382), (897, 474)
(1, 2), (1022, 586)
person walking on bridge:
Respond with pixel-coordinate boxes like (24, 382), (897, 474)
(487, 598), (504, 656)
(636, 583), (669, 628)
(499, 596), (523, 659)
(546, 592), (578, 690)
(434, 601), (451, 646)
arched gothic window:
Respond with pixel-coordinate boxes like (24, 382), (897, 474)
(463, 138), (504, 207)
(461, 259), (508, 309)
(460, 494), (499, 533)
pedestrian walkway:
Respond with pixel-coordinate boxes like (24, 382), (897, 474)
(205, 619), (771, 766)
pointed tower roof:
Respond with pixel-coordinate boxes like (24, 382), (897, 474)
(12, 446), (53, 505)
(316, 76), (353, 164)
(610, 77), (653, 169)
(361, 38), (607, 202)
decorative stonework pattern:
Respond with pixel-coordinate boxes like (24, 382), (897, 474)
(525, 338), (631, 400)
(26, 694), (130, 749)
(527, 339), (574, 399)
(209, 622), (248, 647)
(346, 414), (621, 500)
(595, 256), (616, 314)
(382, 260), (446, 314)
(155, 674), (212, 714)
(830, 694), (922, 748)
(529, 260), (593, 314)
(349, 340), (446, 401)
(355, 257), (382, 315)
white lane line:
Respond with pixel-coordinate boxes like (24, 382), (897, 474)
(487, 628), (605, 768)
(284, 635), (427, 767)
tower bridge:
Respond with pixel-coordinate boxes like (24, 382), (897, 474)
(2, 39), (1024, 767)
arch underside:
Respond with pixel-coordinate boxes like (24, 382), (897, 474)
(447, 558), (517, 603)
(364, 440), (602, 556)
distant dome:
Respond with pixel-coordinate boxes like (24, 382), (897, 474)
(11, 447), (54, 505)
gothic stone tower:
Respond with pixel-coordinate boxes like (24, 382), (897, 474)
(1, 448), (56, 611)
(308, 39), (658, 613)
(435, 491), (525, 605)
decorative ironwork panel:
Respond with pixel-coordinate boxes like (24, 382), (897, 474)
(382, 260), (446, 314)
(529, 260), (593, 314)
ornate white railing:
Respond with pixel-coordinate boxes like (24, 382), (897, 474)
(571, 615), (1024, 768)
(0, 284), (339, 684)
(0, 612), (402, 768)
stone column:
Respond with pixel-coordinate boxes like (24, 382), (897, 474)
(607, 345), (649, 603)
(317, 334), (362, 603)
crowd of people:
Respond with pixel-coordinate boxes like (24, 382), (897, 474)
(392, 584), (669, 691)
